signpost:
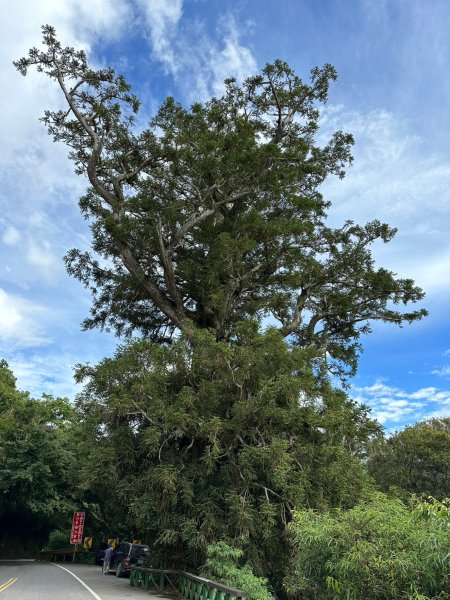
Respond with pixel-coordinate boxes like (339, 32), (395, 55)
(70, 511), (85, 563)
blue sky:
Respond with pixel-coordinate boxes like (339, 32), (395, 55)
(1, 0), (450, 430)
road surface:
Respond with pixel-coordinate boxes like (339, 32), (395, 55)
(0, 560), (179, 600)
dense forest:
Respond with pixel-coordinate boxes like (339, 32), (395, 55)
(1, 25), (449, 599)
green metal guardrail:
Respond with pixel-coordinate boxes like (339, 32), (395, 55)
(129, 567), (179, 592)
(39, 548), (93, 563)
(130, 566), (244, 599)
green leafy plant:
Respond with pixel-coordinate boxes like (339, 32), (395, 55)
(44, 530), (72, 550)
(201, 541), (274, 600)
(286, 493), (450, 599)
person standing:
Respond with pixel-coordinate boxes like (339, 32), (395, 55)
(103, 545), (113, 574)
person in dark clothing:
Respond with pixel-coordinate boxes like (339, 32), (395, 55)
(103, 546), (114, 574)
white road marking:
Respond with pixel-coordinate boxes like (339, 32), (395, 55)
(52, 564), (103, 600)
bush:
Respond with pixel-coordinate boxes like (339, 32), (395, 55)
(44, 530), (72, 550)
(286, 493), (450, 599)
(201, 541), (274, 600)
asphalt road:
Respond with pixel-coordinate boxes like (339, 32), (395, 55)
(0, 561), (179, 600)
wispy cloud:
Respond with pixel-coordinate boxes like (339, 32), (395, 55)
(8, 349), (94, 400)
(26, 240), (59, 270)
(8, 353), (74, 399)
(138, 0), (183, 74)
(431, 366), (450, 377)
(319, 105), (450, 300)
(0, 288), (51, 349)
(1, 225), (21, 246)
(209, 15), (257, 97)
(138, 1), (257, 100)
(352, 379), (450, 427)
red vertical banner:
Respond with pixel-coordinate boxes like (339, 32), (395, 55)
(70, 511), (85, 545)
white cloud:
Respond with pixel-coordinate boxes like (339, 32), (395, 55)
(352, 379), (450, 426)
(0, 288), (51, 348)
(209, 15), (257, 96)
(408, 387), (438, 400)
(139, 0), (183, 73)
(2, 226), (21, 246)
(8, 353), (77, 399)
(138, 3), (257, 100)
(431, 366), (450, 377)
(422, 408), (450, 421)
(26, 240), (58, 269)
(320, 106), (450, 299)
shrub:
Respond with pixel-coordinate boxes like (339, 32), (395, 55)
(201, 541), (274, 600)
(44, 530), (71, 550)
(286, 493), (450, 599)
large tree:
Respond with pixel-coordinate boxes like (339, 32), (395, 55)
(15, 26), (426, 378)
(15, 26), (426, 592)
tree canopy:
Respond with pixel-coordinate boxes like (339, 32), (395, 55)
(15, 25), (426, 378)
(73, 327), (380, 580)
(0, 360), (76, 556)
(368, 418), (450, 499)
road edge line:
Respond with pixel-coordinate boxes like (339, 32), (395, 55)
(52, 564), (103, 600)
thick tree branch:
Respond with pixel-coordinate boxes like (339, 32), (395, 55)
(169, 189), (251, 252)
(156, 218), (185, 316)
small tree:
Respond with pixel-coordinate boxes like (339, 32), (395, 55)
(201, 541), (274, 600)
(368, 418), (450, 499)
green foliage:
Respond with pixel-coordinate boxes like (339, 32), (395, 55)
(15, 26), (426, 379)
(201, 541), (274, 600)
(368, 418), (450, 499)
(415, 496), (450, 523)
(0, 360), (76, 555)
(44, 529), (72, 550)
(74, 325), (378, 584)
(286, 493), (450, 599)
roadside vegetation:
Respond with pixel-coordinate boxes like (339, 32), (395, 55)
(286, 494), (450, 599)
